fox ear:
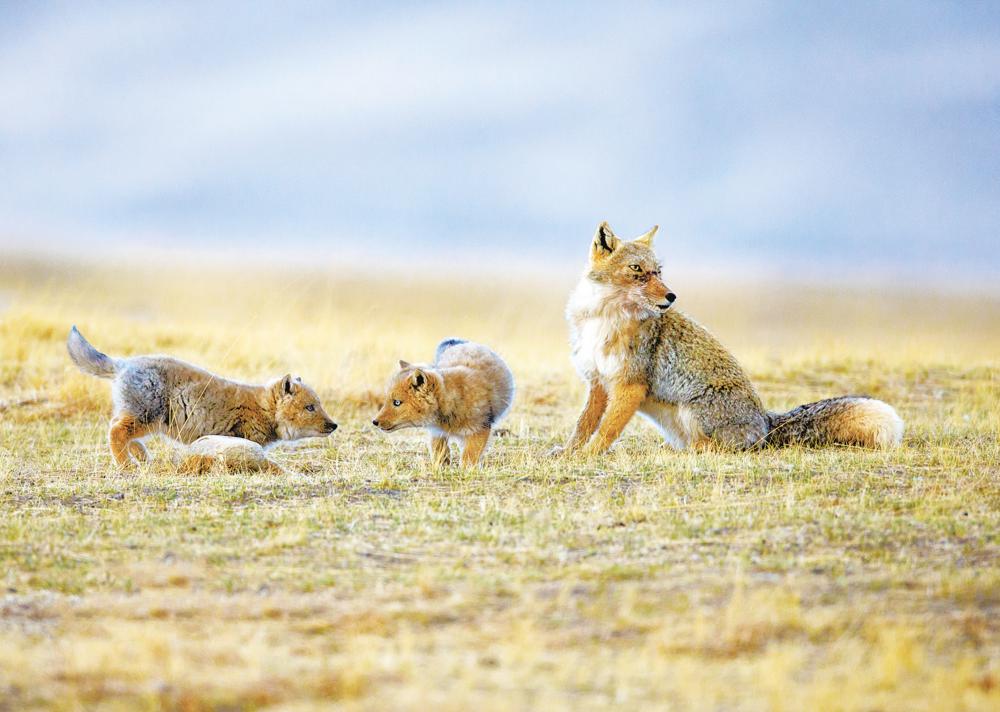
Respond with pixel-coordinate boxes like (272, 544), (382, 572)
(410, 369), (426, 389)
(591, 221), (620, 261)
(398, 360), (412, 370)
(633, 224), (658, 247)
(280, 374), (297, 396)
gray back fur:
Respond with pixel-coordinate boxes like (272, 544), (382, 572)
(435, 337), (467, 364)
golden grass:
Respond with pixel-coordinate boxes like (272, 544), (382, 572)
(0, 253), (998, 710)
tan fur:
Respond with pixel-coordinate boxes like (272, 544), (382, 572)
(564, 379), (608, 451)
(812, 397), (904, 449)
(109, 414), (152, 468)
(460, 429), (492, 468)
(373, 339), (515, 467)
(582, 382), (647, 455)
(67, 327), (337, 469)
(430, 434), (452, 467)
(562, 222), (904, 454)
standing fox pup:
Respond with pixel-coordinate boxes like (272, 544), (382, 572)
(67, 326), (338, 468)
(373, 339), (515, 467)
(561, 222), (904, 455)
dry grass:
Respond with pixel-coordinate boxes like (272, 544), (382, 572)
(0, 253), (998, 711)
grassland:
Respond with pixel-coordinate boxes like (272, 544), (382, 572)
(0, 253), (998, 711)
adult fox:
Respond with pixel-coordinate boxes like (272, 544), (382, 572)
(558, 222), (903, 455)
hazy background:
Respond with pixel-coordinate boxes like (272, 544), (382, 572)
(1, 1), (998, 284)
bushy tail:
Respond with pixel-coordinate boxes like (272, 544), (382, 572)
(434, 337), (467, 363)
(766, 396), (903, 449)
(67, 326), (118, 378)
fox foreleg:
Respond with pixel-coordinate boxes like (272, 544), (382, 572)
(563, 380), (609, 454)
(430, 433), (452, 467)
(583, 382), (647, 455)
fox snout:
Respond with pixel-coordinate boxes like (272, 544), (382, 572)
(324, 420), (338, 434)
(372, 400), (396, 430)
(659, 291), (677, 310)
(372, 407), (403, 431)
(647, 276), (676, 310)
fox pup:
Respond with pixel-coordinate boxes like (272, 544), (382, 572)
(373, 338), (515, 467)
(67, 326), (337, 468)
(178, 435), (288, 476)
(561, 222), (904, 455)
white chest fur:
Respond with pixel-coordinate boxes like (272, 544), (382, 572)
(571, 317), (622, 378)
(567, 279), (626, 380)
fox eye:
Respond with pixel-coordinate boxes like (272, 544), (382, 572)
(305, 404), (316, 412)
(629, 264), (642, 272)
(392, 399), (402, 407)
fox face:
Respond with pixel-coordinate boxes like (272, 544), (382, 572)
(272, 375), (338, 440)
(585, 222), (676, 318)
(372, 362), (438, 432)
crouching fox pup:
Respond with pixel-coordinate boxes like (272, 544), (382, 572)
(67, 326), (338, 468)
(178, 436), (288, 476)
(373, 338), (515, 467)
(561, 222), (904, 455)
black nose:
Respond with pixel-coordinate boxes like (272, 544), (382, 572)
(666, 292), (676, 303)
(325, 421), (337, 433)
(372, 419), (379, 427)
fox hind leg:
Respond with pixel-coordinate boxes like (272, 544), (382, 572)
(109, 413), (153, 468)
(128, 439), (150, 462)
(702, 414), (769, 451)
(460, 430), (491, 467)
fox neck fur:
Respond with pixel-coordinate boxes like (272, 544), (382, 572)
(228, 381), (283, 444)
(567, 277), (654, 383)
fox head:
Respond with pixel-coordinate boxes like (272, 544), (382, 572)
(584, 221), (676, 318)
(271, 375), (338, 440)
(372, 362), (440, 432)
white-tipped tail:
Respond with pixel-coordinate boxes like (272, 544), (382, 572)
(851, 398), (904, 449)
(767, 395), (904, 449)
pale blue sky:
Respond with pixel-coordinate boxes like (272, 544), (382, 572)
(1, 1), (998, 279)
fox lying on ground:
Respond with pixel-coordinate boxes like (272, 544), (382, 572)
(372, 338), (515, 467)
(177, 435), (289, 475)
(559, 222), (904, 455)
(67, 326), (337, 468)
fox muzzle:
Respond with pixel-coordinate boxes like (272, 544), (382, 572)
(658, 292), (677, 310)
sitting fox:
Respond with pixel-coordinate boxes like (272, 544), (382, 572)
(372, 338), (515, 467)
(560, 222), (904, 455)
(67, 326), (338, 468)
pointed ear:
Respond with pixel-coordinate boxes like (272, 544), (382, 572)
(590, 221), (620, 262)
(279, 374), (296, 396)
(398, 360), (412, 370)
(410, 369), (426, 389)
(633, 224), (659, 247)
